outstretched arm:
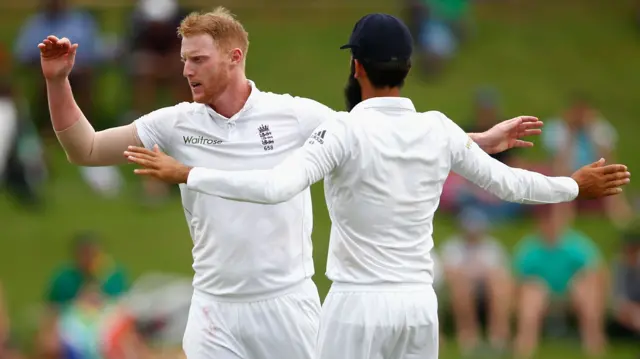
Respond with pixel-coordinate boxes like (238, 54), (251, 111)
(41, 36), (142, 166)
(125, 120), (350, 204)
(444, 113), (629, 203)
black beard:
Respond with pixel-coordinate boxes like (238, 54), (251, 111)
(344, 61), (362, 111)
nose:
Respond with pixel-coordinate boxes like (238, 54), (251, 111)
(183, 62), (194, 78)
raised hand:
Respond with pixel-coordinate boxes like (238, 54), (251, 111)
(475, 116), (544, 154)
(38, 35), (79, 81)
(571, 158), (631, 199)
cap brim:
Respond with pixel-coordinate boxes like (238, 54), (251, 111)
(340, 44), (354, 50)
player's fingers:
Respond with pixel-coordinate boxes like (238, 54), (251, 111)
(588, 158), (606, 168)
(133, 169), (156, 176)
(513, 140), (534, 148)
(606, 179), (631, 189)
(126, 146), (157, 156)
(517, 116), (540, 124)
(600, 164), (627, 175)
(519, 122), (543, 131)
(603, 187), (623, 197)
(604, 171), (631, 181)
(127, 156), (157, 169)
(124, 152), (155, 162)
(522, 129), (542, 137)
(47, 35), (60, 43)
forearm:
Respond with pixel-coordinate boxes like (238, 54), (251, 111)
(186, 165), (310, 204)
(46, 78), (84, 132)
(456, 146), (579, 204)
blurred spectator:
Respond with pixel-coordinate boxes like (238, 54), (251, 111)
(122, 0), (190, 204)
(441, 208), (512, 355)
(513, 203), (607, 358)
(37, 233), (129, 358)
(542, 93), (633, 227)
(14, 0), (103, 135)
(0, 283), (26, 359)
(440, 88), (526, 221)
(610, 222), (640, 339)
(13, 0), (124, 200)
(404, 0), (472, 78)
(0, 43), (47, 209)
(57, 281), (153, 359)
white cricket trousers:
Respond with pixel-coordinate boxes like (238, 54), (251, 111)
(317, 283), (439, 359)
(183, 279), (321, 359)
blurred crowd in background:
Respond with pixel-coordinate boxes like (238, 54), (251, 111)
(1, 0), (639, 358)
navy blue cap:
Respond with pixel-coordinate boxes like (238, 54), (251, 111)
(340, 13), (413, 62)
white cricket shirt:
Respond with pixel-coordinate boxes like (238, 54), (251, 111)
(185, 97), (580, 286)
(135, 80), (336, 298)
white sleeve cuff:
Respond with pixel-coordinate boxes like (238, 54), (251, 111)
(565, 177), (580, 201)
(186, 167), (211, 189)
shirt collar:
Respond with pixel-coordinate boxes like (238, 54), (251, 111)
(205, 80), (259, 122)
(350, 97), (416, 113)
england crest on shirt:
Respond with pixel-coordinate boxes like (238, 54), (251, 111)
(258, 124), (274, 151)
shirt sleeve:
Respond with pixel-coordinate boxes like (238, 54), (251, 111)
(291, 96), (339, 141)
(134, 106), (178, 152)
(186, 118), (350, 204)
(442, 112), (579, 204)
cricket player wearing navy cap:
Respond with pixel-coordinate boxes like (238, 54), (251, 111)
(125, 13), (631, 359)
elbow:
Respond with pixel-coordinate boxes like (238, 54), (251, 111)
(65, 153), (96, 166)
(262, 188), (295, 204)
(65, 153), (86, 166)
(486, 182), (525, 203)
(262, 181), (298, 204)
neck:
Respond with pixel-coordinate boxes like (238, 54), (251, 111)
(361, 86), (401, 102)
(208, 73), (251, 119)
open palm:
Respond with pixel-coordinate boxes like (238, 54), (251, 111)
(481, 116), (543, 154)
(38, 35), (79, 81)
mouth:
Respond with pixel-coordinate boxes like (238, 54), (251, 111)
(190, 82), (202, 89)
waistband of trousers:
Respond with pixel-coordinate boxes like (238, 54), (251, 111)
(329, 281), (434, 293)
(193, 278), (316, 303)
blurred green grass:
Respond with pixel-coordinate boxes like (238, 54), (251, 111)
(1, 0), (639, 357)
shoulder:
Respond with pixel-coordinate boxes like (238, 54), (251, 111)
(514, 235), (540, 254)
(423, 110), (460, 134)
(48, 265), (80, 288)
(564, 230), (598, 250)
(564, 229), (593, 243)
(260, 91), (335, 118)
(137, 102), (201, 123)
